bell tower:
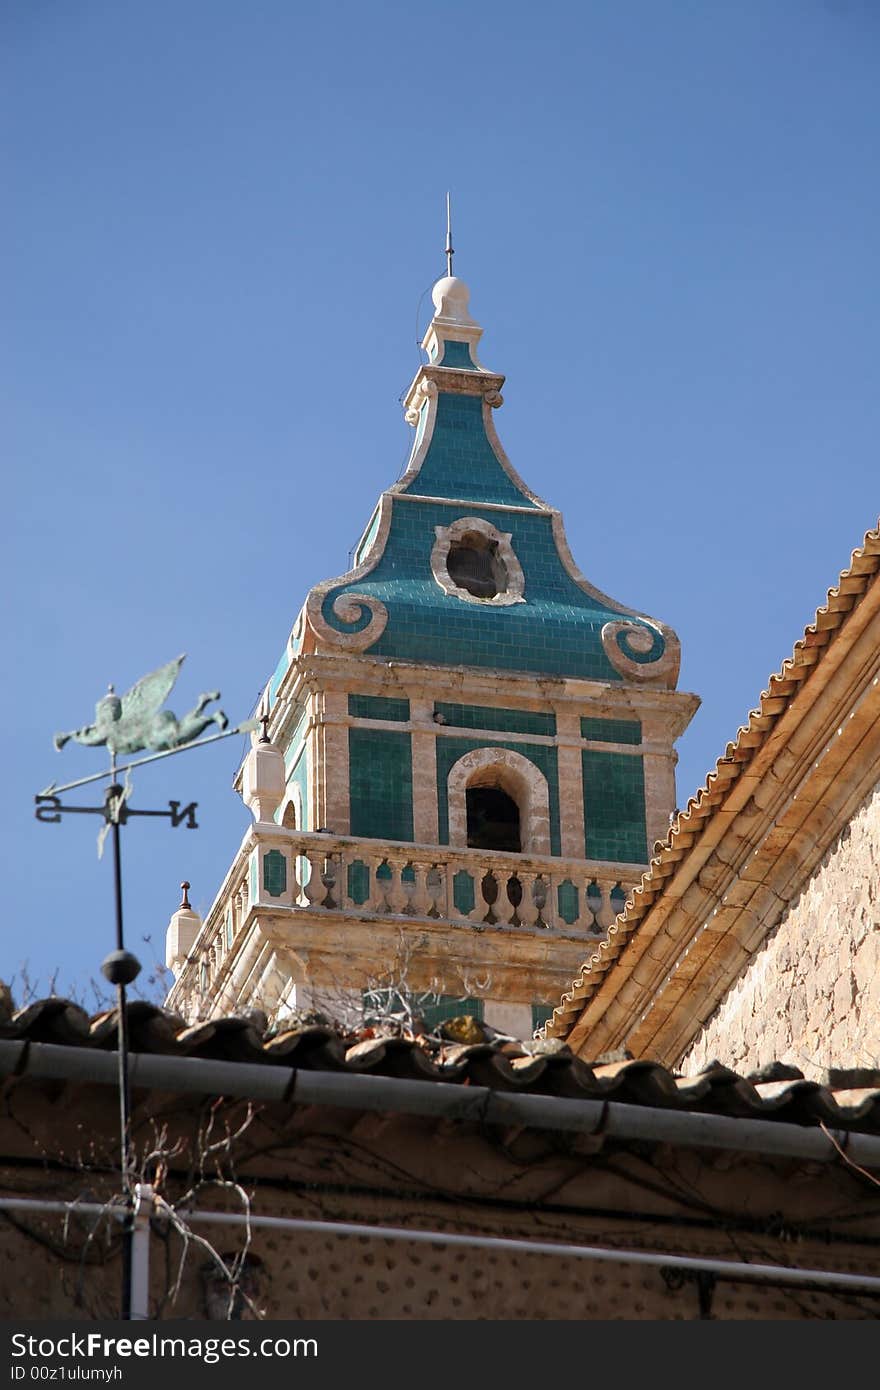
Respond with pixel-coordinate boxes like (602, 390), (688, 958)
(167, 260), (698, 1036)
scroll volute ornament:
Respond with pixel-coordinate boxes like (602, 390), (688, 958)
(601, 619), (681, 686)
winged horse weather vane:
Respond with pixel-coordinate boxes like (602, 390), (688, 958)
(34, 653), (260, 1297)
(53, 653), (229, 757)
(38, 653), (258, 818)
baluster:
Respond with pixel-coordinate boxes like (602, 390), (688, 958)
(502, 873), (522, 926)
(407, 861), (432, 917)
(302, 846), (324, 909)
(320, 852), (339, 909)
(608, 881), (628, 927)
(425, 864), (445, 919)
(586, 877), (604, 934)
(534, 873), (550, 929)
(399, 861), (417, 916)
(386, 855), (409, 915)
(517, 871), (539, 927)
(480, 869), (500, 924)
(367, 855), (389, 912)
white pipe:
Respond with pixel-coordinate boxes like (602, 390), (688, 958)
(130, 1185), (154, 1321)
(3, 1196), (877, 1298)
(178, 1208), (880, 1296)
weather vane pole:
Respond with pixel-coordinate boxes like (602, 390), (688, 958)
(35, 654), (258, 1320)
(445, 191), (454, 277)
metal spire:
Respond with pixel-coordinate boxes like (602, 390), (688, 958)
(445, 192), (454, 277)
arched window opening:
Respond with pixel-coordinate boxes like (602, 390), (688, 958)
(466, 786), (521, 853)
(282, 802), (297, 829)
(446, 533), (508, 599)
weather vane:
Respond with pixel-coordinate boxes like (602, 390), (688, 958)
(34, 653), (259, 1319)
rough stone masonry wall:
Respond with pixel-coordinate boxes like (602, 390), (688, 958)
(682, 780), (880, 1080)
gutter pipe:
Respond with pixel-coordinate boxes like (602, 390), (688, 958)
(2, 1038), (879, 1169)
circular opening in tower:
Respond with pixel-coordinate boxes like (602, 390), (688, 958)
(446, 532), (508, 599)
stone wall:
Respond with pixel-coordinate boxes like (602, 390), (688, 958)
(682, 780), (880, 1080)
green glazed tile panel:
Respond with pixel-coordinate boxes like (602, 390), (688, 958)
(581, 717), (642, 745)
(349, 728), (413, 843)
(436, 738), (560, 855)
(582, 750), (648, 864)
(435, 702), (555, 736)
(453, 869), (475, 915)
(401, 392), (536, 507)
(348, 694), (410, 723)
(262, 849), (287, 898)
(556, 879), (579, 925)
(347, 859), (370, 905)
(437, 339), (477, 369)
(318, 495), (668, 682)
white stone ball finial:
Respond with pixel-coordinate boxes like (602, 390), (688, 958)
(431, 275), (477, 326)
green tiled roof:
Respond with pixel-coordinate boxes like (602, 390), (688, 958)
(307, 324), (671, 682)
(400, 393), (536, 508)
(315, 496), (667, 681)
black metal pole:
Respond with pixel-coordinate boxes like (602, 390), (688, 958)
(100, 783), (142, 1322)
(113, 815), (133, 1321)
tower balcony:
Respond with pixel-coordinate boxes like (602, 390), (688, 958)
(166, 826), (646, 1024)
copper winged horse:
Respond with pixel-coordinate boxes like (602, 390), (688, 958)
(53, 655), (228, 756)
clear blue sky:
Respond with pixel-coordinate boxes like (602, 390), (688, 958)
(4, 1), (879, 1003)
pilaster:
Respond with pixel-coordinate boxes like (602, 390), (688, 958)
(556, 709), (586, 858)
(411, 698), (439, 844)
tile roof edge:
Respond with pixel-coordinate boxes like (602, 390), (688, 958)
(5, 1038), (880, 1167)
(546, 518), (880, 1045)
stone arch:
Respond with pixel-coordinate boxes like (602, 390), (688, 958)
(447, 747), (551, 855)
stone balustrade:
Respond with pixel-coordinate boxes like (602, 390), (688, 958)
(249, 830), (632, 933)
(168, 830), (642, 1012)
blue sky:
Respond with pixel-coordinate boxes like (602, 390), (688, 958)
(4, 1), (879, 1003)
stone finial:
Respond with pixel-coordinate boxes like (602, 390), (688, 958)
(420, 274), (487, 373)
(166, 882), (202, 976)
(430, 275), (477, 327)
(241, 730), (285, 823)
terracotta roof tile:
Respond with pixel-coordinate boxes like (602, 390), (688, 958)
(6, 998), (880, 1138)
(547, 518), (880, 1042)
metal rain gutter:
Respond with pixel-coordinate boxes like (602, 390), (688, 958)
(2, 1038), (880, 1169)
